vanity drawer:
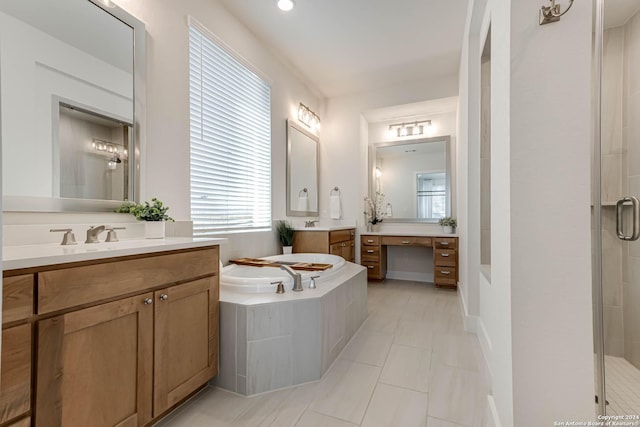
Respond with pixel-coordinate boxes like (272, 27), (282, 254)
(361, 246), (380, 260)
(382, 236), (431, 246)
(435, 267), (457, 286)
(434, 237), (458, 249)
(362, 262), (381, 278)
(329, 229), (354, 244)
(435, 249), (457, 267)
(3, 275), (34, 324)
(361, 235), (380, 246)
(38, 247), (219, 315)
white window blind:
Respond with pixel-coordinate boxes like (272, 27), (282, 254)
(189, 23), (272, 235)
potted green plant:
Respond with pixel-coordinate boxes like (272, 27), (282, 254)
(438, 217), (457, 234)
(117, 198), (174, 239)
(277, 220), (295, 254)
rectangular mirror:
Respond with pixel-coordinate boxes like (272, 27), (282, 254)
(287, 120), (319, 216)
(370, 135), (452, 222)
(0, 0), (145, 212)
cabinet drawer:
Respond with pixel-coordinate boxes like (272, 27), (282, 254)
(361, 246), (380, 260)
(435, 267), (457, 286)
(362, 261), (380, 277)
(0, 324), (32, 425)
(330, 229), (353, 244)
(435, 249), (457, 267)
(434, 237), (458, 249)
(38, 247), (219, 315)
(381, 236), (432, 246)
(361, 235), (380, 246)
(3, 275), (34, 324)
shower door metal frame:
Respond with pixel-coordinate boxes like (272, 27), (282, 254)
(593, 0), (606, 415)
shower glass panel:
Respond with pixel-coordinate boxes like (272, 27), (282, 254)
(595, 0), (640, 415)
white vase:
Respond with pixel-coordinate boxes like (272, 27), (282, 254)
(442, 225), (453, 234)
(283, 246), (293, 254)
(145, 221), (166, 239)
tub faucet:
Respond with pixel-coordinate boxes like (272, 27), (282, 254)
(280, 265), (303, 292)
(85, 225), (106, 243)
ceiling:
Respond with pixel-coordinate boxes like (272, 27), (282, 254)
(218, 0), (470, 99)
(605, 0), (640, 28)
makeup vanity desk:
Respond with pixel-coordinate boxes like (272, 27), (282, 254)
(360, 233), (459, 289)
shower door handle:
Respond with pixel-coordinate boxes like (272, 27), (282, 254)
(616, 196), (640, 241)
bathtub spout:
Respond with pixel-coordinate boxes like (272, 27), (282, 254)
(280, 265), (303, 292)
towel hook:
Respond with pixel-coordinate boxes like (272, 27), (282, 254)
(539, 0), (574, 25)
(330, 186), (341, 196)
(298, 188), (308, 196)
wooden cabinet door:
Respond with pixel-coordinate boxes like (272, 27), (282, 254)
(0, 324), (32, 424)
(36, 293), (154, 427)
(153, 276), (218, 417)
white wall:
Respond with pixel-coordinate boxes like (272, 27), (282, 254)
(112, 0), (323, 262)
(320, 77), (459, 231)
(459, 0), (595, 425)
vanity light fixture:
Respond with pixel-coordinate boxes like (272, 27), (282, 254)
(277, 0), (295, 11)
(298, 103), (321, 132)
(388, 120), (432, 138)
(92, 138), (128, 159)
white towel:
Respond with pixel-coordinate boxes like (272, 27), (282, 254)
(298, 194), (309, 211)
(330, 195), (341, 219)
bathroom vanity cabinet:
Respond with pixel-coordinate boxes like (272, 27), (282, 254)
(360, 234), (459, 288)
(0, 245), (220, 427)
(292, 228), (356, 262)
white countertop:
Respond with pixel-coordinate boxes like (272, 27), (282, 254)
(3, 237), (227, 271)
(360, 231), (459, 237)
(293, 226), (355, 231)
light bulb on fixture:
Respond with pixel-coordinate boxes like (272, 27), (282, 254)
(277, 0), (295, 11)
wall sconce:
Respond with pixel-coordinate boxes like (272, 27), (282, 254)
(539, 0), (574, 25)
(375, 167), (382, 178)
(388, 120), (432, 138)
(298, 103), (321, 132)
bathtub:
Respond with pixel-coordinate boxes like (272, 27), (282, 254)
(215, 254), (368, 396)
(221, 253), (346, 293)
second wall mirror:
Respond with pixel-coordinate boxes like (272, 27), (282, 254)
(286, 120), (319, 216)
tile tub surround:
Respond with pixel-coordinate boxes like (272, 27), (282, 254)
(158, 280), (489, 427)
(215, 262), (368, 395)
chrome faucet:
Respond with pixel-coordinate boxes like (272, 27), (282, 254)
(85, 225), (106, 243)
(280, 265), (303, 292)
(305, 220), (320, 228)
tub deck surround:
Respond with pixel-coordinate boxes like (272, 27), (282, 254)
(216, 261), (368, 395)
(1, 239), (224, 427)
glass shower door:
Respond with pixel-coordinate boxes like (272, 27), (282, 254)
(595, 0), (640, 415)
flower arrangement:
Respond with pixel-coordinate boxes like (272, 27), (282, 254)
(117, 198), (174, 222)
(364, 191), (386, 225)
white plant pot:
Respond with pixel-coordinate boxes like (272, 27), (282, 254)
(145, 221), (166, 239)
(442, 225), (453, 234)
(283, 246), (293, 254)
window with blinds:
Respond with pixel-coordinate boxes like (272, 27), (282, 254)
(189, 22), (272, 235)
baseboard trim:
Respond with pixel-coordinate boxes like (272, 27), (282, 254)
(486, 395), (501, 427)
(457, 284), (478, 333)
(385, 271), (433, 283)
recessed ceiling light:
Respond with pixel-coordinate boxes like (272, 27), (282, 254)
(94, 0), (117, 8)
(277, 0), (295, 12)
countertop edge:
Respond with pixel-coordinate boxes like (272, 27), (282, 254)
(3, 238), (228, 271)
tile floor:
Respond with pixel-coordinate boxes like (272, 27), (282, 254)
(156, 279), (490, 427)
(605, 355), (640, 415)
